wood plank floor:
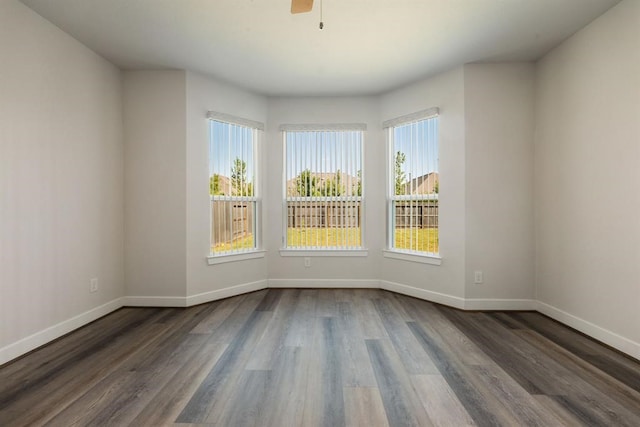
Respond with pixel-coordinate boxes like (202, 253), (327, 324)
(1, 289), (639, 426)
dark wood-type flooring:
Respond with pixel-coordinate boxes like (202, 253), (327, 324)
(1, 289), (639, 426)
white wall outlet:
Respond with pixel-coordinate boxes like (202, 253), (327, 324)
(90, 278), (98, 293)
(474, 271), (483, 284)
(304, 257), (311, 268)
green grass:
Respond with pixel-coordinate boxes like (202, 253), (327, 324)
(286, 227), (438, 253)
(394, 228), (439, 253)
(212, 227), (439, 254)
(212, 234), (254, 253)
(286, 227), (362, 248)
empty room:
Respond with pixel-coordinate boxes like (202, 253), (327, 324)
(1, 0), (639, 425)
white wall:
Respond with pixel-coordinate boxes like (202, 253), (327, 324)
(379, 68), (467, 301)
(0, 0), (124, 363)
(123, 70), (187, 299)
(185, 72), (269, 298)
(464, 63), (535, 302)
(265, 96), (382, 286)
(534, 0), (640, 356)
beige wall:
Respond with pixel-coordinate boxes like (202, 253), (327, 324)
(534, 0), (640, 356)
(123, 70), (187, 299)
(464, 63), (535, 302)
(1, 0), (124, 363)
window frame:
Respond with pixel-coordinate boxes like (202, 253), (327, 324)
(279, 124), (367, 256)
(207, 112), (264, 264)
(383, 108), (441, 264)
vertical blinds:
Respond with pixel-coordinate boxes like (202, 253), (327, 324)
(210, 117), (260, 255)
(388, 112), (439, 255)
(283, 127), (364, 249)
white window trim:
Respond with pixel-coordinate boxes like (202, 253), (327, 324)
(207, 250), (266, 265)
(281, 125), (366, 252)
(280, 249), (369, 257)
(207, 111), (265, 130)
(385, 109), (440, 259)
(208, 113), (264, 264)
(280, 123), (367, 132)
(382, 249), (442, 265)
(382, 107), (439, 129)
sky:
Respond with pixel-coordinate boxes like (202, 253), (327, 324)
(285, 130), (363, 180)
(209, 120), (255, 181)
(392, 116), (439, 179)
(208, 118), (438, 184)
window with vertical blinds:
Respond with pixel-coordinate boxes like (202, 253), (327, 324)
(282, 125), (365, 251)
(209, 114), (262, 257)
(385, 109), (439, 257)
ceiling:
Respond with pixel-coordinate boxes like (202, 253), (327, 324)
(21, 0), (620, 96)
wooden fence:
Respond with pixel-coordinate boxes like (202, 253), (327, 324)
(212, 199), (438, 245)
(211, 201), (254, 246)
(287, 201), (361, 228)
(394, 200), (438, 228)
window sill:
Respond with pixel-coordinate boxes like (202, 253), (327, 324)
(279, 249), (368, 257)
(383, 250), (441, 265)
(207, 250), (266, 265)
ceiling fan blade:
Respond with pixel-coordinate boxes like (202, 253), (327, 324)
(291, 0), (313, 14)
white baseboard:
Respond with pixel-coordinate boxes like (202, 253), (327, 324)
(4, 282), (638, 365)
(0, 298), (123, 366)
(123, 280), (270, 307)
(186, 280), (268, 306)
(536, 301), (640, 361)
(379, 280), (466, 310)
(268, 278), (379, 288)
(0, 281), (269, 365)
(464, 298), (536, 311)
(379, 281), (535, 311)
(122, 295), (187, 307)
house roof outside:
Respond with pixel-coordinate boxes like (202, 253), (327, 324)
(211, 175), (232, 196)
(404, 172), (439, 195)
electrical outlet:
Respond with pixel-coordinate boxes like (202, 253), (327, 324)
(90, 278), (98, 293)
(304, 257), (311, 268)
(474, 271), (483, 284)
